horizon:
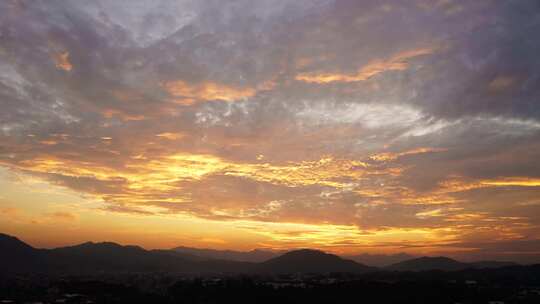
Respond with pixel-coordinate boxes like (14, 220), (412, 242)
(0, 232), (529, 265)
(2, 0), (540, 266)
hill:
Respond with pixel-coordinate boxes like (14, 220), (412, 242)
(387, 256), (469, 271)
(43, 241), (196, 273)
(257, 249), (376, 274)
(387, 256), (518, 272)
(0, 233), (517, 275)
(0, 233), (252, 275)
(469, 260), (518, 269)
(0, 233), (42, 273)
(345, 253), (416, 267)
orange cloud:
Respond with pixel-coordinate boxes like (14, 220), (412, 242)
(53, 51), (73, 71)
(415, 208), (444, 218)
(370, 147), (447, 162)
(5, 152), (386, 214)
(156, 132), (185, 140)
(2, 155), (534, 253)
(163, 80), (256, 103)
(199, 237), (227, 244)
(488, 75), (517, 92)
(1, 207), (20, 217)
(102, 109), (146, 121)
(436, 177), (540, 194)
(480, 178), (540, 187)
(45, 211), (78, 222)
(354, 174), (540, 207)
(236, 220), (460, 253)
(296, 47), (434, 84)
(126, 154), (374, 190)
(395, 177), (540, 206)
(39, 140), (59, 146)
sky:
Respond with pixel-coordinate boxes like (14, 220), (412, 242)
(1, 0), (540, 263)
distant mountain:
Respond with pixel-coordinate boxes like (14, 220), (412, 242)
(0, 233), (42, 273)
(469, 260), (518, 269)
(173, 246), (277, 262)
(387, 256), (518, 272)
(0, 233), (252, 275)
(345, 253), (416, 267)
(43, 241), (196, 273)
(0, 233), (517, 275)
(257, 249), (376, 274)
(0, 233), (34, 252)
(387, 256), (469, 271)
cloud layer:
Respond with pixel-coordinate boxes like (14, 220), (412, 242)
(1, 0), (540, 260)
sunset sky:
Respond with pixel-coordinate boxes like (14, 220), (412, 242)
(1, 0), (540, 263)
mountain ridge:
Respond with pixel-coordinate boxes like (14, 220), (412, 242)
(173, 245), (277, 262)
(257, 249), (376, 274)
(0, 233), (520, 275)
(345, 252), (416, 267)
(387, 256), (518, 271)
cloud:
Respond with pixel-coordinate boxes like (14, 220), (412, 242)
(155, 132), (185, 140)
(488, 75), (517, 92)
(52, 51), (73, 72)
(1, 207), (78, 225)
(370, 147), (447, 162)
(163, 80), (257, 104)
(44, 211), (78, 222)
(480, 178), (540, 187)
(296, 47), (435, 83)
(1, 0), (540, 258)
(0, 207), (20, 218)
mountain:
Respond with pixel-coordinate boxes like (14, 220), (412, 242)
(345, 253), (416, 267)
(387, 256), (518, 272)
(387, 256), (471, 271)
(0, 233), (36, 258)
(43, 241), (197, 273)
(173, 246), (277, 262)
(257, 249), (376, 274)
(0, 233), (516, 275)
(1, 235), (373, 275)
(0, 233), (253, 275)
(469, 260), (518, 269)
(0, 233), (42, 273)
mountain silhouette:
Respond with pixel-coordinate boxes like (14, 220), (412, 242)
(386, 256), (518, 272)
(173, 246), (277, 262)
(0, 233), (518, 275)
(0, 233), (34, 252)
(345, 252), (416, 267)
(469, 260), (518, 269)
(387, 256), (469, 271)
(0, 233), (42, 273)
(0, 233), (253, 275)
(257, 249), (376, 274)
(44, 241), (196, 273)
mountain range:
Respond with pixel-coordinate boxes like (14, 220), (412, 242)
(386, 256), (517, 272)
(259, 249), (376, 274)
(345, 253), (416, 267)
(0, 233), (518, 275)
(172, 246), (277, 263)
